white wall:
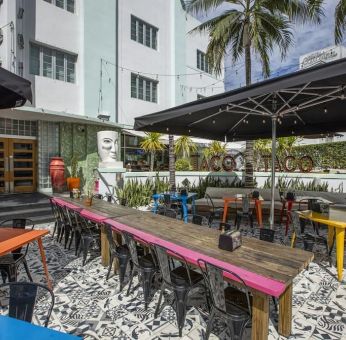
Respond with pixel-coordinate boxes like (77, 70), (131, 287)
(184, 14), (224, 102)
(118, 0), (174, 126)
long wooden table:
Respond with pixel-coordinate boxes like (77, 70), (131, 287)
(0, 228), (51, 289)
(55, 197), (313, 340)
(297, 210), (345, 281)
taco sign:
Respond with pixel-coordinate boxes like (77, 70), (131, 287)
(200, 154), (313, 173)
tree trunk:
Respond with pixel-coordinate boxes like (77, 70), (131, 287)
(150, 151), (154, 172)
(244, 42), (254, 188)
(169, 135), (175, 190)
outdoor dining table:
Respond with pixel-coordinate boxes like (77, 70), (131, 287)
(152, 192), (197, 222)
(297, 210), (345, 281)
(222, 194), (263, 227)
(0, 315), (80, 339)
(104, 212), (313, 340)
(52, 197), (140, 266)
(0, 227), (52, 289)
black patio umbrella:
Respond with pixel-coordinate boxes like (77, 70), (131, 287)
(135, 58), (346, 228)
(0, 67), (32, 109)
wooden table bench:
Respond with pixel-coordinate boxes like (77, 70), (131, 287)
(0, 228), (51, 289)
(105, 213), (313, 340)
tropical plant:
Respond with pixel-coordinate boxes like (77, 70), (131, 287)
(335, 0), (346, 44)
(175, 158), (193, 171)
(262, 176), (329, 192)
(70, 155), (79, 178)
(254, 139), (271, 170)
(140, 132), (165, 171)
(277, 136), (299, 157)
(187, 0), (323, 188)
(169, 135), (176, 189)
(203, 140), (227, 159)
(175, 135), (197, 158)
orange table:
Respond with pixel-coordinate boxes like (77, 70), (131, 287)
(222, 196), (263, 227)
(0, 228), (51, 289)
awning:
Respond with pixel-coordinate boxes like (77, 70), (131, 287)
(0, 67), (32, 109)
(134, 58), (346, 141)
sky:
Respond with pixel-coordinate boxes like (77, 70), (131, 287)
(199, 0), (341, 90)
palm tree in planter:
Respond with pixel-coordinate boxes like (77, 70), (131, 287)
(187, 0), (323, 187)
(140, 132), (165, 172)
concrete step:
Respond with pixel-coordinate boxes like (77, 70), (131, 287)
(0, 202), (51, 213)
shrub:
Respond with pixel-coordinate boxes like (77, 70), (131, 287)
(175, 158), (192, 171)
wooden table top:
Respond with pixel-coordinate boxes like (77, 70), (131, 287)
(110, 212), (313, 295)
(297, 210), (346, 228)
(60, 197), (141, 219)
(0, 228), (49, 255)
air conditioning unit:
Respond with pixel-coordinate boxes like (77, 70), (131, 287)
(17, 34), (24, 49)
(17, 8), (24, 19)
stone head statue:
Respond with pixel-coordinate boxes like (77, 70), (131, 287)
(97, 131), (122, 167)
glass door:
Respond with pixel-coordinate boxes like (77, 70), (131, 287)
(8, 139), (37, 193)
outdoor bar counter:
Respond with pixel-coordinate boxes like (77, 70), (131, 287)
(53, 197), (314, 340)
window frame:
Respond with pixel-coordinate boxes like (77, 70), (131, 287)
(131, 73), (158, 103)
(197, 49), (211, 74)
(29, 43), (77, 84)
(131, 15), (158, 50)
(43, 0), (75, 14)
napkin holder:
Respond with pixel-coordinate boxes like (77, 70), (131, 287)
(218, 230), (242, 252)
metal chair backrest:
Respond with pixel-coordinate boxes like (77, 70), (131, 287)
(104, 224), (119, 254)
(0, 282), (54, 327)
(49, 199), (60, 221)
(164, 209), (177, 219)
(153, 243), (193, 288)
(122, 231), (140, 268)
(259, 228), (275, 243)
(197, 258), (251, 316)
(241, 196), (250, 214)
(0, 218), (34, 255)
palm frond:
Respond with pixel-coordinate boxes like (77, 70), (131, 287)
(335, 0), (346, 44)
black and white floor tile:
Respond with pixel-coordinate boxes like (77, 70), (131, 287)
(2, 221), (346, 340)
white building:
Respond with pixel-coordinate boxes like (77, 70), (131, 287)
(0, 0), (224, 193)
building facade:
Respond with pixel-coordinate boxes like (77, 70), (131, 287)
(0, 0), (224, 193)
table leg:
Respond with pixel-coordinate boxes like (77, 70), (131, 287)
(192, 197), (196, 215)
(222, 200), (228, 223)
(37, 238), (52, 290)
(335, 227), (345, 282)
(182, 197), (188, 223)
(153, 197), (158, 213)
(278, 283), (293, 337)
(251, 291), (269, 340)
(101, 225), (110, 267)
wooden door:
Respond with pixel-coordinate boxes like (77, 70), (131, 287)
(8, 139), (37, 193)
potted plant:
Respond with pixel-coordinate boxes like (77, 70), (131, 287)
(67, 155), (80, 191)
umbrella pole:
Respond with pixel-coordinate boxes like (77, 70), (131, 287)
(269, 116), (277, 229)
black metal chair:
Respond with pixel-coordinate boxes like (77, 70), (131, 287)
(187, 214), (209, 227)
(259, 228), (275, 243)
(218, 222), (233, 232)
(164, 208), (178, 219)
(0, 219), (34, 283)
(235, 196), (254, 231)
(55, 204), (71, 247)
(197, 259), (252, 340)
(92, 194), (104, 200)
(49, 198), (61, 239)
(122, 231), (158, 309)
(104, 224), (131, 291)
(205, 194), (224, 226)
(75, 213), (101, 266)
(153, 243), (206, 337)
(0, 281), (54, 327)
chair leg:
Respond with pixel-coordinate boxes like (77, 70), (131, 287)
(64, 225), (71, 249)
(106, 254), (114, 281)
(236, 215), (241, 230)
(81, 236), (93, 266)
(126, 267), (135, 296)
(68, 229), (75, 250)
(154, 285), (165, 318)
(118, 255), (130, 291)
(249, 214), (254, 229)
(205, 307), (216, 340)
(52, 221), (57, 238)
(74, 230), (81, 256)
(141, 269), (155, 310)
(22, 258), (33, 282)
(8, 264), (17, 282)
(174, 288), (189, 338)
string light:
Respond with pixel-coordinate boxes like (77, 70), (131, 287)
(324, 107), (328, 113)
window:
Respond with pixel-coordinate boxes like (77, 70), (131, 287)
(43, 0), (75, 13)
(131, 73), (158, 103)
(197, 94), (205, 100)
(197, 49), (210, 73)
(131, 15), (158, 50)
(30, 43), (77, 83)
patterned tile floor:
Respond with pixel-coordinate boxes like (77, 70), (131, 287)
(3, 221), (346, 340)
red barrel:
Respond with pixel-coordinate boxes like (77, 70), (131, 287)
(49, 157), (65, 192)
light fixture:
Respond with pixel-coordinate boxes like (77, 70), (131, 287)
(17, 7), (24, 19)
(292, 130), (295, 134)
(97, 111), (110, 121)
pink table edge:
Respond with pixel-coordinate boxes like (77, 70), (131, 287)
(52, 197), (83, 211)
(105, 218), (286, 298)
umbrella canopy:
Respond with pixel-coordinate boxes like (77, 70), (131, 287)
(0, 67), (32, 109)
(134, 58), (346, 228)
(134, 58), (346, 141)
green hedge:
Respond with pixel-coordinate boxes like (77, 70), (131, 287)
(292, 141), (346, 169)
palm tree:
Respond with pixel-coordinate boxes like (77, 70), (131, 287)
(175, 135), (197, 158)
(168, 135), (176, 190)
(204, 140), (227, 159)
(335, 0), (346, 44)
(187, 0), (323, 187)
(140, 132), (165, 171)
